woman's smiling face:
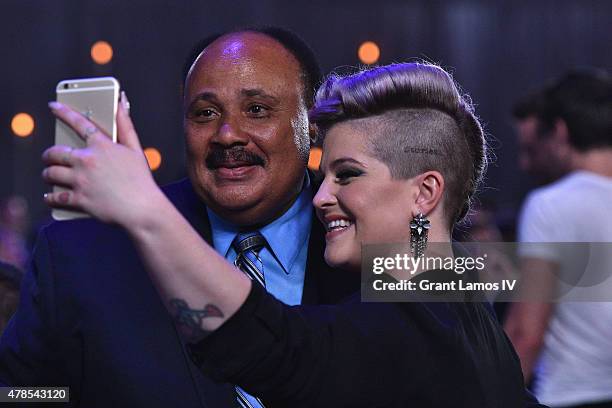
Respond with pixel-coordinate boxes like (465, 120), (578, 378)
(313, 120), (419, 272)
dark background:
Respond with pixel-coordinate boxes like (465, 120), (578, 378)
(2, 0), (611, 230)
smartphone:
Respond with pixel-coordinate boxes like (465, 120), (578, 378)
(52, 77), (120, 220)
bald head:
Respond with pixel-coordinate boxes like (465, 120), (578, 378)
(184, 28), (321, 108)
(186, 32), (305, 109)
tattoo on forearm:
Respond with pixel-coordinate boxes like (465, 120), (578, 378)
(169, 298), (224, 340)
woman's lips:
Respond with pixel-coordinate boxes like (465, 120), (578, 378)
(325, 223), (354, 240)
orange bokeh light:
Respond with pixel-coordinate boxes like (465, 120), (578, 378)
(358, 41), (380, 65)
(144, 147), (162, 171)
(11, 113), (35, 137)
(91, 41), (113, 65)
(308, 147), (323, 171)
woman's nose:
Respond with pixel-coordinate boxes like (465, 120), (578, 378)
(313, 179), (337, 211)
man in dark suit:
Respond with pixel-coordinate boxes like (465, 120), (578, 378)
(0, 27), (355, 407)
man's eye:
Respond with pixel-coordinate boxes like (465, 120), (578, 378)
(247, 104), (268, 117)
(188, 108), (218, 122)
(198, 109), (217, 118)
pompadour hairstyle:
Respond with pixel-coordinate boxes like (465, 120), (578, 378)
(182, 26), (322, 107)
(309, 62), (487, 227)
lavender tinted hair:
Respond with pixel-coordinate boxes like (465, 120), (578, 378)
(309, 62), (487, 227)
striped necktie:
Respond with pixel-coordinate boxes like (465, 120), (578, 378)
(232, 231), (267, 408)
(232, 231), (267, 288)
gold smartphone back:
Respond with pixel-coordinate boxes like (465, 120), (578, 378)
(53, 77), (119, 221)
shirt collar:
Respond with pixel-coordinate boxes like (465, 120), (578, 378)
(207, 172), (313, 274)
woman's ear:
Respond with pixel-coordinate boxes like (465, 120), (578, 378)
(414, 171), (445, 216)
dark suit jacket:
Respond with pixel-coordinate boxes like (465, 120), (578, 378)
(0, 179), (357, 407)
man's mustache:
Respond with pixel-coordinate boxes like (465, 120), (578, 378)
(205, 147), (265, 168)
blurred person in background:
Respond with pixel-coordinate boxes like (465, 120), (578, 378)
(512, 91), (572, 186)
(0, 261), (21, 336)
(0, 196), (30, 270)
(455, 201), (504, 242)
(505, 69), (612, 408)
(455, 202), (516, 321)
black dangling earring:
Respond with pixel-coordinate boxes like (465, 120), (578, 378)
(410, 213), (431, 258)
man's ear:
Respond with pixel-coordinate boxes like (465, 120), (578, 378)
(414, 171), (445, 215)
(551, 119), (570, 145)
(549, 118), (575, 162)
(309, 123), (319, 145)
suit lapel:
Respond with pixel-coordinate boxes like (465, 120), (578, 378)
(301, 214), (327, 305)
(302, 171), (360, 305)
(302, 211), (360, 305)
(166, 179), (213, 245)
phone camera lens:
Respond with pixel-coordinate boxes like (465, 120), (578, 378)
(63, 83), (69, 89)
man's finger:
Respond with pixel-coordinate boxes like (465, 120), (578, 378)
(116, 91), (143, 151)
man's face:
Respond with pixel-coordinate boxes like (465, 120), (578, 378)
(515, 116), (565, 184)
(516, 116), (544, 174)
(184, 32), (310, 226)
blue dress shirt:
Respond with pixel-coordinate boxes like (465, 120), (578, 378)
(206, 172), (313, 306)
